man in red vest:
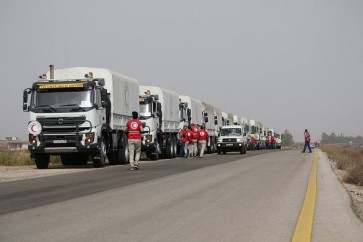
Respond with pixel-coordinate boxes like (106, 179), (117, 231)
(179, 125), (189, 157)
(302, 129), (312, 153)
(125, 111), (144, 170)
(190, 123), (199, 157)
(197, 125), (208, 158)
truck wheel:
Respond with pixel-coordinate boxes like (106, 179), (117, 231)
(119, 134), (129, 165)
(93, 136), (106, 168)
(172, 136), (177, 158)
(60, 155), (72, 166)
(151, 150), (159, 160)
(217, 149), (221, 155)
(211, 140), (216, 153)
(165, 138), (173, 159)
(223, 150), (227, 154)
(35, 154), (50, 169)
(240, 148), (244, 154)
(107, 150), (118, 165)
(151, 143), (160, 160)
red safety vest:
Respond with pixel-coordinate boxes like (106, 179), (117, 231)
(198, 130), (208, 141)
(127, 119), (142, 139)
(304, 132), (311, 142)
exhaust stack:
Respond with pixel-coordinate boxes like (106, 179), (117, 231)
(49, 64), (54, 79)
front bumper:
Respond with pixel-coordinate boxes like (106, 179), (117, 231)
(28, 142), (99, 155)
(217, 142), (245, 151)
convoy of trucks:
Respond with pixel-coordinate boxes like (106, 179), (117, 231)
(23, 65), (283, 169)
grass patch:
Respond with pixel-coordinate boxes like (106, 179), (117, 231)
(0, 150), (60, 166)
(321, 144), (363, 186)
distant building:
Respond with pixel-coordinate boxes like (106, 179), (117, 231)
(7, 140), (28, 151)
(5, 137), (19, 141)
(0, 137), (28, 151)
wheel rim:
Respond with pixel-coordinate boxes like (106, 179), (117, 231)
(100, 139), (106, 163)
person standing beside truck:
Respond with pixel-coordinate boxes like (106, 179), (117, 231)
(190, 123), (199, 157)
(197, 125), (208, 158)
(125, 111), (144, 170)
(179, 125), (188, 157)
(302, 129), (312, 153)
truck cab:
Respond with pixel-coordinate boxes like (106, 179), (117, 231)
(217, 125), (247, 155)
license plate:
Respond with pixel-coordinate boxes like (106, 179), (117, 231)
(53, 140), (67, 143)
(226, 144), (233, 146)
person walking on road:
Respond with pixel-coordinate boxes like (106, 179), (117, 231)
(302, 129), (312, 153)
(125, 111), (144, 170)
(197, 125), (208, 158)
(190, 123), (199, 157)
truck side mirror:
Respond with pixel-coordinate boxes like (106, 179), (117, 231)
(23, 89), (31, 112)
(101, 89), (107, 101)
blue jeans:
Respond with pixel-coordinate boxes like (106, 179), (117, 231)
(179, 143), (185, 157)
(303, 141), (312, 152)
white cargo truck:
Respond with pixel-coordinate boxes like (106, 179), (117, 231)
(139, 86), (180, 160)
(255, 121), (264, 149)
(232, 115), (240, 125)
(201, 102), (221, 153)
(23, 65), (139, 168)
(221, 112), (234, 126)
(179, 95), (203, 128)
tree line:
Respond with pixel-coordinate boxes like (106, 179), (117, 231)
(321, 132), (363, 144)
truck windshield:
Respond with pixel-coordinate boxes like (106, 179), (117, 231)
(179, 107), (187, 122)
(220, 128), (242, 136)
(140, 103), (152, 118)
(31, 89), (93, 112)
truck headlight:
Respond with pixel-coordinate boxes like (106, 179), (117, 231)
(237, 138), (243, 142)
(85, 132), (94, 144)
(218, 137), (222, 143)
(29, 134), (37, 145)
(145, 135), (152, 145)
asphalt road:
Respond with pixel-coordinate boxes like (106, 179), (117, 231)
(0, 149), (362, 242)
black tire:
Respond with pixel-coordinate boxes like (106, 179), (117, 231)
(210, 140), (216, 153)
(108, 134), (128, 165)
(35, 154), (50, 169)
(217, 149), (221, 155)
(92, 136), (107, 168)
(60, 155), (72, 166)
(223, 150), (227, 154)
(151, 142), (160, 160)
(240, 147), (244, 154)
(165, 137), (173, 159)
(172, 136), (177, 158)
(119, 134), (129, 164)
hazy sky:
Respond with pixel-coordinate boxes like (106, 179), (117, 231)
(1, 0), (362, 141)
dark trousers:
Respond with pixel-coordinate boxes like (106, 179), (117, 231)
(179, 143), (185, 157)
(303, 141), (312, 152)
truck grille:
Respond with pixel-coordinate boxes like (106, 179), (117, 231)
(36, 116), (91, 147)
(223, 138), (237, 142)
